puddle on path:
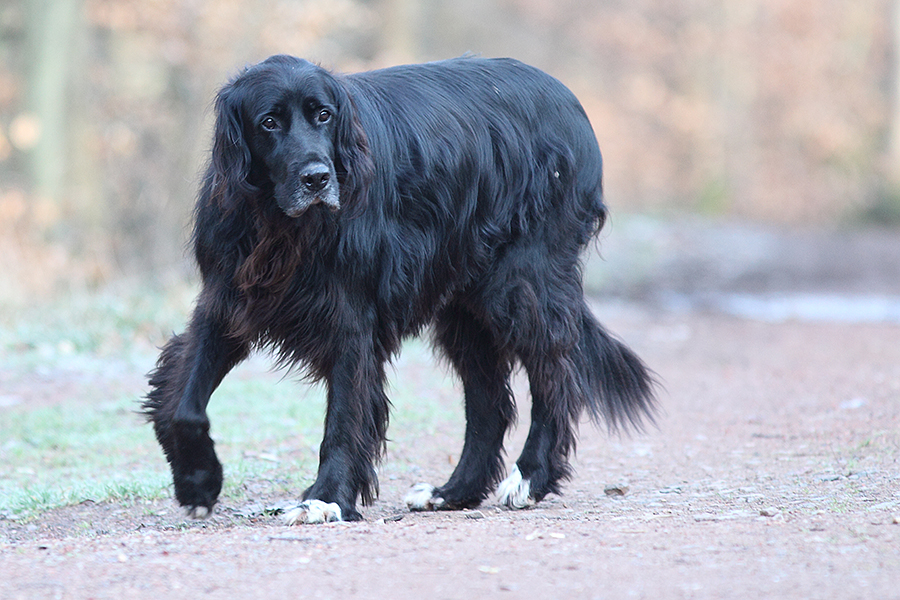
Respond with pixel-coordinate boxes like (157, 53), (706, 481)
(663, 293), (900, 324)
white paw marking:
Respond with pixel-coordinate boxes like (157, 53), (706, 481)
(283, 500), (343, 525)
(496, 466), (536, 509)
(185, 505), (211, 520)
(404, 483), (445, 511)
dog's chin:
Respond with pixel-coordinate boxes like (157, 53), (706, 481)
(278, 189), (340, 218)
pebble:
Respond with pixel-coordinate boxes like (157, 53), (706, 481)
(381, 513), (404, 523)
(759, 507), (779, 517)
(604, 484), (629, 497)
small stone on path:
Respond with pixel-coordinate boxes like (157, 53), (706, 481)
(604, 484), (629, 497)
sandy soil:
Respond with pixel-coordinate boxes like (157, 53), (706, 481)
(2, 299), (898, 600)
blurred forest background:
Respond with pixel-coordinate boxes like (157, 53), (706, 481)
(2, 0), (900, 300)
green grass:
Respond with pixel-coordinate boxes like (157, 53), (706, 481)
(0, 362), (338, 518)
(0, 283), (464, 520)
(0, 397), (172, 517)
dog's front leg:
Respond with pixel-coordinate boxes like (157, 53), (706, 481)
(285, 338), (389, 524)
(146, 304), (249, 518)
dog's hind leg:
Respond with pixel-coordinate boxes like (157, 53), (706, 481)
(496, 352), (580, 508)
(497, 297), (657, 509)
(484, 241), (655, 509)
(406, 303), (516, 511)
(144, 307), (249, 518)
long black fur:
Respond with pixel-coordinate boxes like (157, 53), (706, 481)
(144, 55), (656, 521)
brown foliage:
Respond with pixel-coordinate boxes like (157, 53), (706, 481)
(0, 0), (896, 291)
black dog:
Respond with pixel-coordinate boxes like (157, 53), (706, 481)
(144, 55), (656, 523)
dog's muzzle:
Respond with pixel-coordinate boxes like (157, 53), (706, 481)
(279, 162), (340, 217)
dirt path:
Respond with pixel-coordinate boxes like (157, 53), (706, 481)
(2, 303), (899, 599)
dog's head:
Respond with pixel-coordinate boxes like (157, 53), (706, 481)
(210, 55), (372, 218)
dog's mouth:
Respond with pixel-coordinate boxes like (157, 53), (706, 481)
(283, 195), (340, 218)
(277, 182), (340, 218)
(310, 192), (341, 212)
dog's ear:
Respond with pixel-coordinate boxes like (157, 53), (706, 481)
(328, 77), (374, 215)
(208, 81), (252, 211)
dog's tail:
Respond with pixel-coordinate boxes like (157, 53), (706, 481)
(575, 304), (658, 433)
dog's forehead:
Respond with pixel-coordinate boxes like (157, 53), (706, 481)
(241, 59), (332, 106)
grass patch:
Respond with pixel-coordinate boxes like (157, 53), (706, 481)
(0, 397), (172, 518)
(1, 283), (465, 520)
(0, 367), (336, 519)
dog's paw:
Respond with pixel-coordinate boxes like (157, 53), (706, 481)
(283, 500), (343, 525)
(404, 483), (446, 511)
(184, 505), (212, 520)
(496, 466), (536, 509)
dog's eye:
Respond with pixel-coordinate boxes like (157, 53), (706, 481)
(261, 116), (280, 131)
(316, 109), (332, 124)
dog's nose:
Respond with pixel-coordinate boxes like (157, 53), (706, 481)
(300, 169), (330, 193)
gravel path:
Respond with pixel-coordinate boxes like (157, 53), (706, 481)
(3, 300), (898, 599)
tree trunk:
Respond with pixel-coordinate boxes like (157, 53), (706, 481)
(382, 0), (417, 61)
(889, 1), (900, 185)
(25, 0), (81, 206)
